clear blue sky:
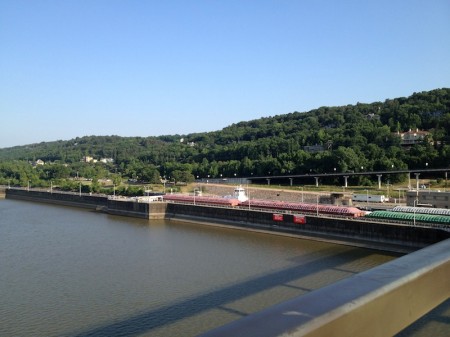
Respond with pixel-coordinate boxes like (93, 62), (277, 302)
(1, 0), (449, 148)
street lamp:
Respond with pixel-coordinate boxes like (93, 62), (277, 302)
(365, 189), (369, 208)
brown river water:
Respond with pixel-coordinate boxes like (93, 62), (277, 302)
(0, 199), (447, 336)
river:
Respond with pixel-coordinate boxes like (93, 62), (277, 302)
(0, 199), (445, 336)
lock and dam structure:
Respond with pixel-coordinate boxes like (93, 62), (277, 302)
(2, 186), (449, 337)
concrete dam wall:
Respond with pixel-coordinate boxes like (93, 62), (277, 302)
(165, 203), (450, 252)
(6, 188), (108, 209)
(5, 189), (166, 219)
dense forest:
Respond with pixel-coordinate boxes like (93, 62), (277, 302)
(1, 88), (449, 192)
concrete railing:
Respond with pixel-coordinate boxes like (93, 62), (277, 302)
(199, 238), (450, 337)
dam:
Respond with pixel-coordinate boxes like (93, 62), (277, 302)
(4, 187), (449, 252)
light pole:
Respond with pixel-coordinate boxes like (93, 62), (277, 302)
(300, 186), (304, 203)
(365, 189), (369, 208)
(79, 182), (82, 197)
(445, 172), (448, 192)
(316, 195), (319, 216)
(28, 180), (30, 192)
(413, 199), (418, 226)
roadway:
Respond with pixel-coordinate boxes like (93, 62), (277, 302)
(248, 167), (450, 181)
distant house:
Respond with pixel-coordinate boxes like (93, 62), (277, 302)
(366, 113), (380, 120)
(82, 156), (94, 163)
(100, 158), (114, 164)
(33, 159), (45, 166)
(395, 129), (430, 146)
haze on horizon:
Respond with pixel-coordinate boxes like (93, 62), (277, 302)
(1, 0), (449, 149)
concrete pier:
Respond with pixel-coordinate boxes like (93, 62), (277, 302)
(5, 188), (166, 219)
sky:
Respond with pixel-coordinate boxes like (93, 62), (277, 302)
(1, 0), (449, 148)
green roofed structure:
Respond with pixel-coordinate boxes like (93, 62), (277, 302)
(365, 211), (450, 226)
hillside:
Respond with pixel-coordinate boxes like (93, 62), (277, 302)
(1, 88), (449, 188)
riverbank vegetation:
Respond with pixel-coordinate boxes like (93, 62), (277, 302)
(1, 88), (449, 195)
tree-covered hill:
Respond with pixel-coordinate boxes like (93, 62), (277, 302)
(1, 88), (449, 187)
